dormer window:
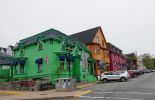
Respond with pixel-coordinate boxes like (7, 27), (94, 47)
(96, 36), (99, 43)
(38, 41), (43, 50)
(20, 49), (24, 56)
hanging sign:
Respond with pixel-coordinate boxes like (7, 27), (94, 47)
(45, 56), (49, 64)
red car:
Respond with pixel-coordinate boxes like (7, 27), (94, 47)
(127, 70), (135, 78)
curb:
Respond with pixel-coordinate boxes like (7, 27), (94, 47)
(74, 90), (92, 98)
(77, 83), (94, 89)
(19, 96), (74, 100)
(19, 90), (93, 100)
(0, 91), (21, 95)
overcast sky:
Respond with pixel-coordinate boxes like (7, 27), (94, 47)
(0, 0), (155, 55)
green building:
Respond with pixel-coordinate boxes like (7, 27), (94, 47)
(0, 53), (12, 82)
(12, 29), (96, 85)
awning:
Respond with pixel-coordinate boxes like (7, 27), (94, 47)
(12, 60), (18, 66)
(35, 58), (43, 64)
(19, 59), (26, 65)
(59, 55), (66, 61)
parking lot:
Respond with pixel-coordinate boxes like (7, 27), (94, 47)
(60, 72), (155, 100)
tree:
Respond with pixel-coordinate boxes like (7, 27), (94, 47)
(152, 58), (155, 69)
(141, 53), (155, 69)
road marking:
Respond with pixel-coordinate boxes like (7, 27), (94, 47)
(80, 96), (144, 100)
(77, 83), (94, 89)
(94, 91), (155, 95)
(74, 90), (92, 98)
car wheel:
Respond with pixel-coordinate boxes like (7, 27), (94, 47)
(103, 78), (108, 83)
(121, 77), (126, 82)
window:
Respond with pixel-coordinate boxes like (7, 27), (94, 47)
(96, 36), (99, 43)
(19, 48), (24, 56)
(95, 48), (100, 54)
(88, 62), (94, 75)
(35, 58), (43, 72)
(112, 72), (120, 75)
(58, 55), (65, 70)
(38, 64), (42, 72)
(15, 66), (18, 74)
(102, 40), (104, 47)
(20, 64), (24, 74)
(60, 61), (64, 70)
(67, 61), (72, 71)
(13, 60), (18, 74)
(38, 41), (43, 50)
(97, 48), (100, 54)
(19, 59), (25, 74)
(104, 72), (112, 75)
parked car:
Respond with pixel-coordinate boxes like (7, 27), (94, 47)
(150, 70), (155, 72)
(132, 70), (142, 77)
(142, 69), (150, 73)
(127, 70), (135, 78)
(117, 71), (131, 78)
(139, 70), (144, 75)
(99, 71), (130, 83)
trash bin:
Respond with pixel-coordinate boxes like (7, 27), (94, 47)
(55, 78), (76, 92)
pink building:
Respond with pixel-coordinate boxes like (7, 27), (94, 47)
(107, 43), (126, 71)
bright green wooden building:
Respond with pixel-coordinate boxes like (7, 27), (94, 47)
(12, 29), (96, 84)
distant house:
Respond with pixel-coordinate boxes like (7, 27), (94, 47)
(0, 45), (14, 56)
(6, 45), (14, 56)
(107, 43), (126, 71)
(124, 53), (138, 70)
(137, 56), (145, 70)
(70, 26), (110, 79)
(0, 47), (7, 54)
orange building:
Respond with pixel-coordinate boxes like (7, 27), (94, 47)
(70, 26), (110, 79)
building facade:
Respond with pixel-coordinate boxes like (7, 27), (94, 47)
(12, 29), (96, 84)
(0, 53), (12, 82)
(124, 53), (138, 70)
(137, 56), (145, 70)
(0, 45), (14, 56)
(107, 43), (126, 71)
(70, 26), (110, 79)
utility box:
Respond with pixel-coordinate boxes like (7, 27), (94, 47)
(55, 78), (76, 92)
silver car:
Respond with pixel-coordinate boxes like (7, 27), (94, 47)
(99, 71), (130, 83)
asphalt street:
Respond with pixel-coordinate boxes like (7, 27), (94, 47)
(58, 72), (155, 100)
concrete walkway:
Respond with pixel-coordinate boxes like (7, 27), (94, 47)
(0, 82), (94, 100)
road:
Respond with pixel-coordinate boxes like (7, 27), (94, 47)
(58, 72), (155, 100)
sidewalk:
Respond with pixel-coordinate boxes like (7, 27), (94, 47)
(0, 82), (95, 100)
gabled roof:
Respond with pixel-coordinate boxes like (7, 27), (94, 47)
(9, 45), (14, 50)
(0, 47), (7, 52)
(69, 26), (101, 44)
(107, 42), (123, 55)
(3, 48), (7, 52)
